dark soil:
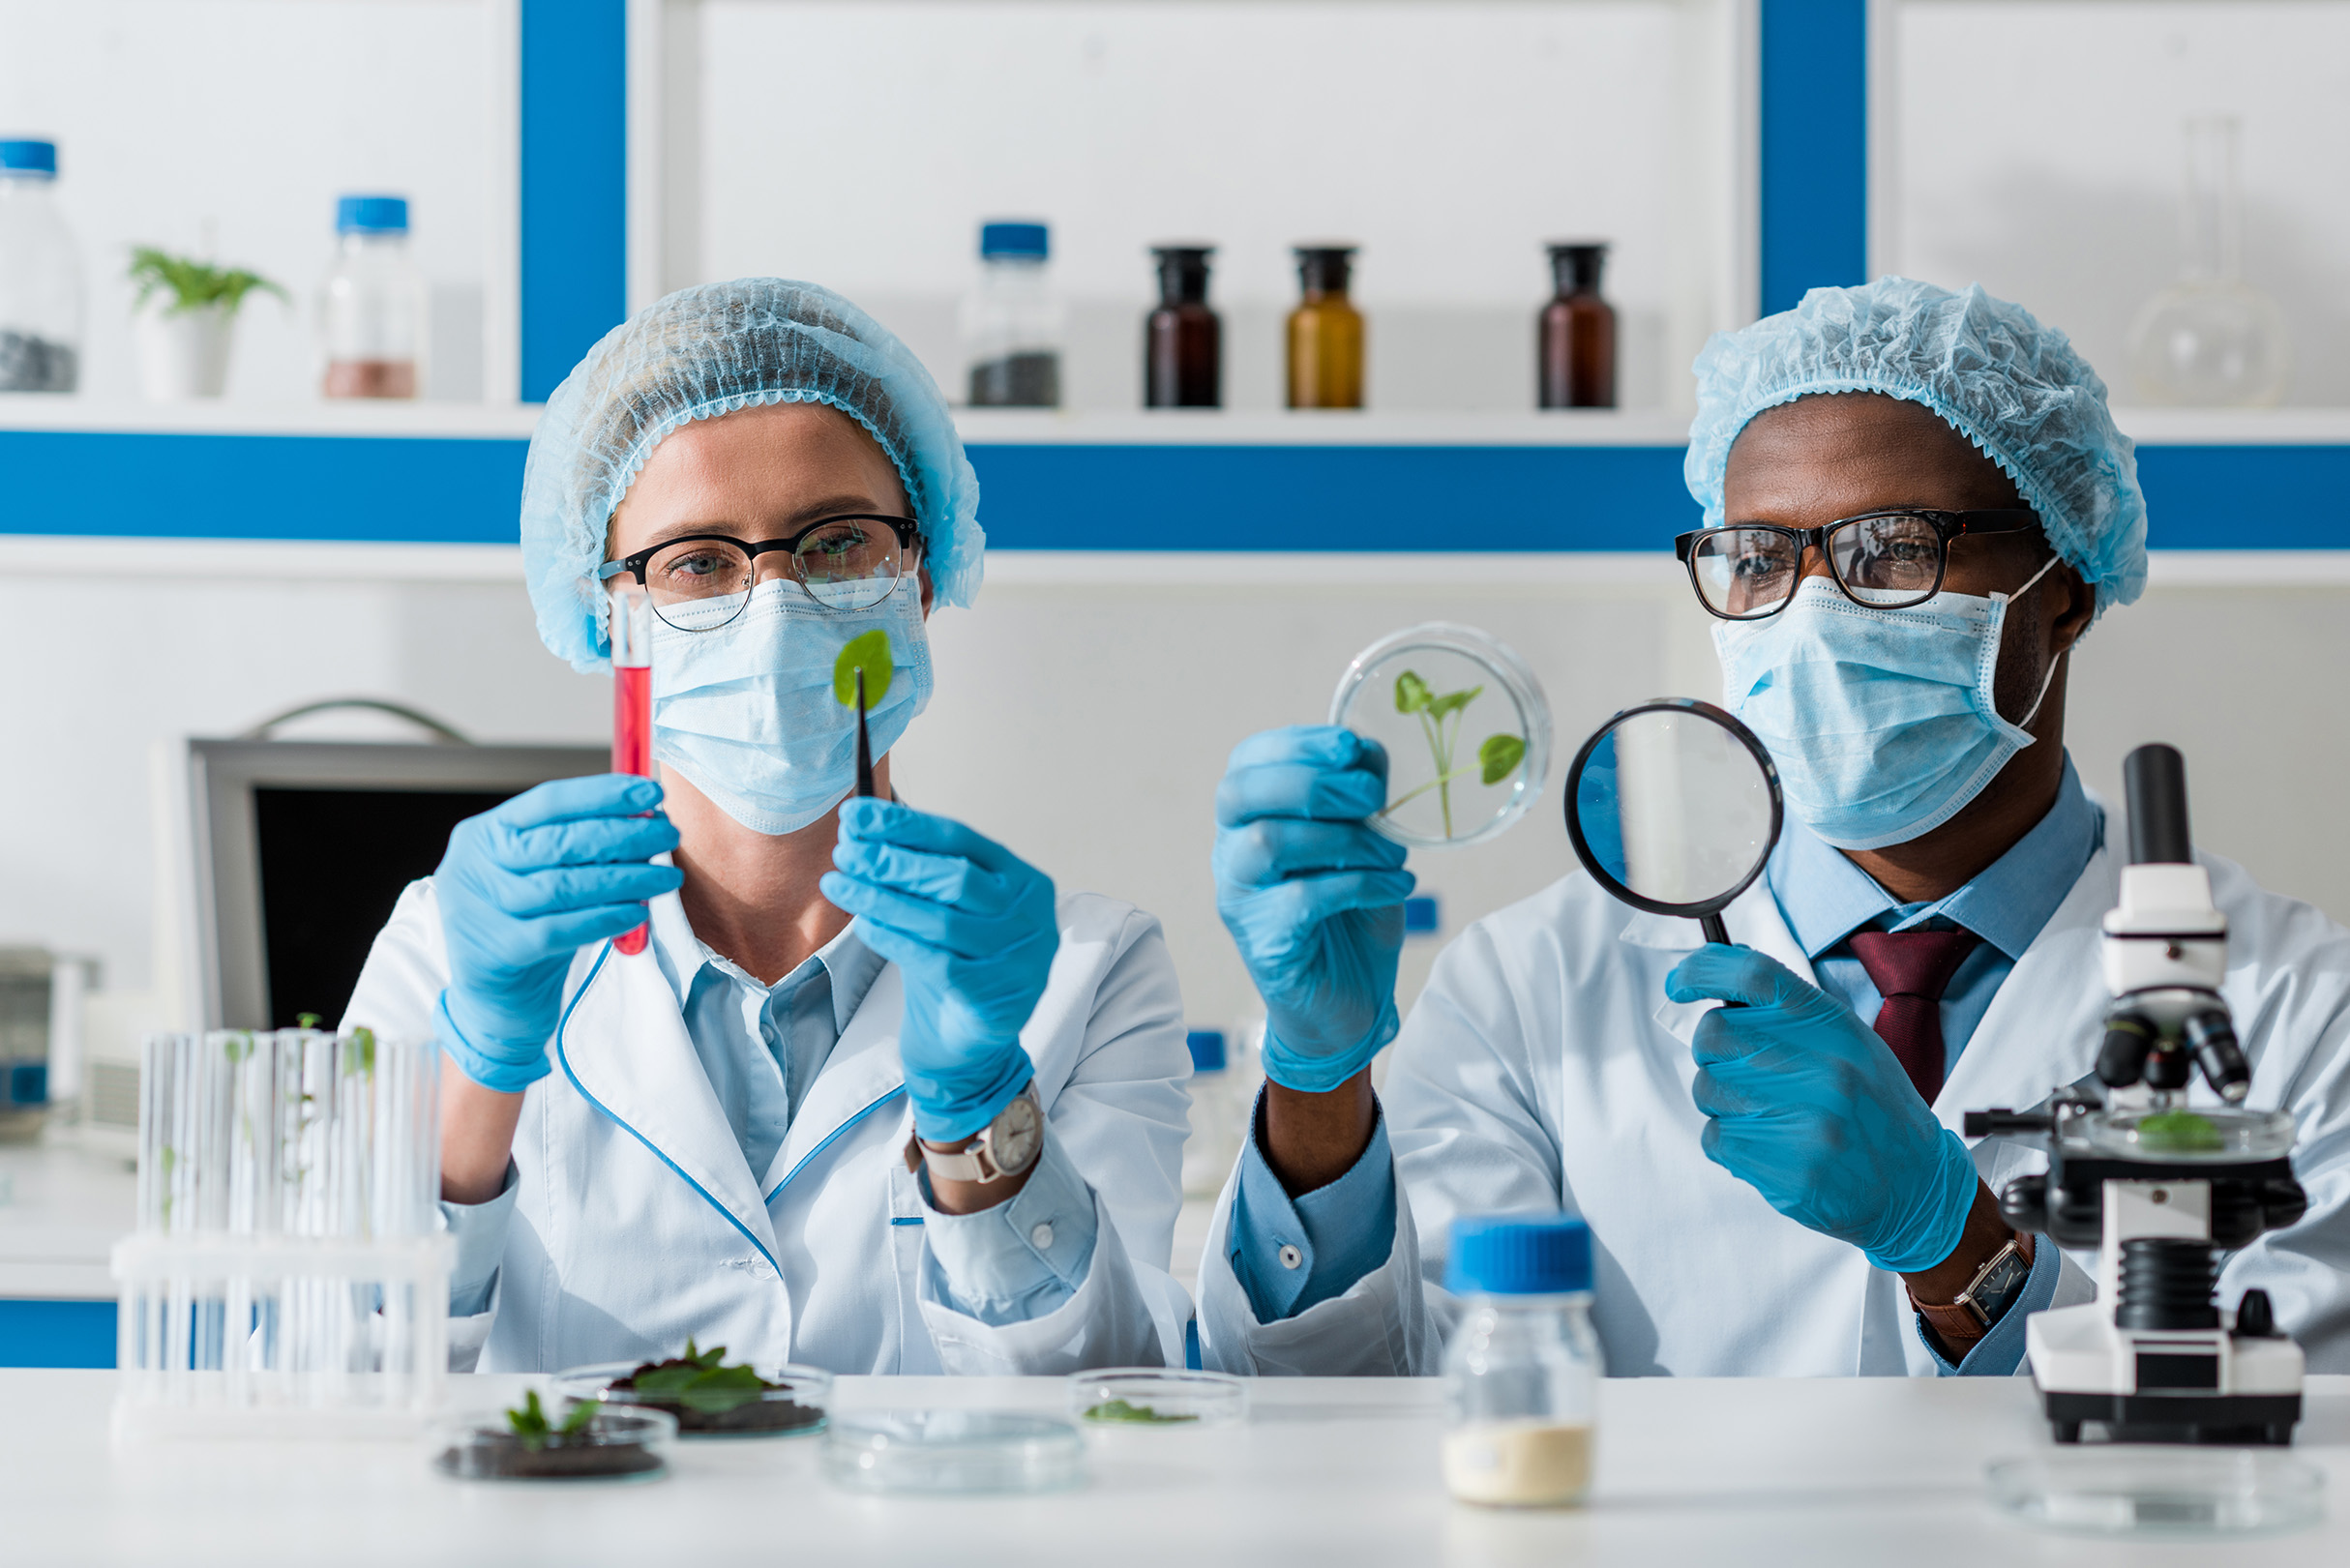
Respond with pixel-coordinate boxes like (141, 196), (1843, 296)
(610, 1357), (824, 1435)
(434, 1432), (665, 1481)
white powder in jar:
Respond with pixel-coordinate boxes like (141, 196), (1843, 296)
(1442, 1420), (1592, 1506)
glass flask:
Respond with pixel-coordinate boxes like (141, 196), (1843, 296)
(1287, 246), (1363, 409)
(1145, 245), (1220, 408)
(2126, 116), (2289, 407)
(963, 221), (1062, 408)
(1441, 1214), (1600, 1508)
(319, 195), (428, 399)
(1538, 242), (1616, 409)
(0, 139), (82, 393)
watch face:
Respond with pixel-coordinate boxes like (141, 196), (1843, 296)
(992, 1093), (1042, 1174)
(1971, 1246), (2030, 1318)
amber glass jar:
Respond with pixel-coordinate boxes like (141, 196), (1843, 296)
(1145, 246), (1220, 408)
(1538, 243), (1616, 409)
(1287, 246), (1362, 409)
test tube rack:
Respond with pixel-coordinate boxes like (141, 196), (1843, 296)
(112, 1028), (450, 1440)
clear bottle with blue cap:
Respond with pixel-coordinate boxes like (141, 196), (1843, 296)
(1441, 1213), (1600, 1507)
(319, 194), (427, 399)
(0, 138), (81, 393)
(961, 220), (1061, 408)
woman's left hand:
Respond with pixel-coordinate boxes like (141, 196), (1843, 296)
(821, 797), (1058, 1142)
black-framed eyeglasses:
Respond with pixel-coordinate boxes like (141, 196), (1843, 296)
(599, 515), (923, 632)
(1674, 508), (2039, 621)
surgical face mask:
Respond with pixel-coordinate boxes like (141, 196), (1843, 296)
(649, 578), (932, 836)
(1712, 559), (2060, 851)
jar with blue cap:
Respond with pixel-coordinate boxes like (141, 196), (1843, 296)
(1440, 1213), (1599, 1507)
(319, 194), (426, 399)
(0, 138), (81, 393)
(961, 220), (1061, 408)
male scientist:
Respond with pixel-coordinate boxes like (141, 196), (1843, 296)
(1198, 278), (2350, 1377)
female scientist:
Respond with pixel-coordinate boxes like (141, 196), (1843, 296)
(346, 280), (1191, 1374)
(1197, 278), (2350, 1377)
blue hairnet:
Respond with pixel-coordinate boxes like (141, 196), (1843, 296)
(1685, 277), (2146, 614)
(521, 278), (984, 671)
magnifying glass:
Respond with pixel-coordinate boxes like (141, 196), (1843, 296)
(1562, 698), (1783, 947)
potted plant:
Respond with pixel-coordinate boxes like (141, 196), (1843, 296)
(127, 245), (283, 400)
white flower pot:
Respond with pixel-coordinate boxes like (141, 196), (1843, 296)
(134, 300), (235, 399)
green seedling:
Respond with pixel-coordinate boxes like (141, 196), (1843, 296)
(832, 630), (894, 710)
(1379, 670), (1527, 839)
(295, 1013), (321, 1029)
(506, 1389), (601, 1450)
(127, 246), (286, 317)
(620, 1339), (777, 1416)
(344, 1026), (375, 1078)
(2136, 1109), (2224, 1153)
(1082, 1398), (1197, 1425)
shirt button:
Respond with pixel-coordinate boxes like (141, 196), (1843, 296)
(1278, 1244), (1303, 1271)
(1029, 1222), (1056, 1250)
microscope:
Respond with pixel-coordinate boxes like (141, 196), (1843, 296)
(1967, 745), (2306, 1445)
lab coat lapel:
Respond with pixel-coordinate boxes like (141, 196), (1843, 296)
(1934, 842), (2121, 1130)
(1624, 882), (1818, 1048)
(554, 943), (780, 1259)
(760, 962), (908, 1202)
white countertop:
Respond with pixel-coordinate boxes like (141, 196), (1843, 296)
(0, 1138), (134, 1299)
(2, 1371), (2345, 1565)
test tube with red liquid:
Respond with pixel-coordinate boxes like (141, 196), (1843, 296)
(611, 587), (655, 957)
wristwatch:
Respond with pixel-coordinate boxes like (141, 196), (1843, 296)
(904, 1086), (1043, 1185)
(1913, 1233), (2035, 1345)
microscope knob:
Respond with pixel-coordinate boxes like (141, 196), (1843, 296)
(2235, 1288), (2278, 1339)
(2261, 1177), (2309, 1231)
(1997, 1173), (2048, 1233)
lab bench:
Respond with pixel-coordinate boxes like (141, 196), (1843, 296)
(2, 1370), (2345, 1565)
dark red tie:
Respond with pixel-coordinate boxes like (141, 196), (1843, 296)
(1845, 929), (1981, 1105)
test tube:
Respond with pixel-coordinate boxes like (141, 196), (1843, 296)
(611, 587), (655, 957)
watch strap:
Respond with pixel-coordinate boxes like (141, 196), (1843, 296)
(904, 1087), (1039, 1185)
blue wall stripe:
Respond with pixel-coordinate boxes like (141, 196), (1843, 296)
(1759, 0), (1869, 315)
(521, 0), (629, 402)
(3, 433), (2344, 551)
(0, 1299), (115, 1369)
(0, 430), (529, 543)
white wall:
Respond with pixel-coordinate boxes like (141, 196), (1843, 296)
(1880, 0), (2350, 405)
(7, 542), (2348, 1042)
(659, 0), (1752, 413)
(0, 0), (506, 402)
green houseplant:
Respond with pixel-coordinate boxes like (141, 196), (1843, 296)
(127, 245), (285, 400)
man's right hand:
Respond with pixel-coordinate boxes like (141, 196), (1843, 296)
(434, 774), (682, 1093)
(1213, 725), (1414, 1094)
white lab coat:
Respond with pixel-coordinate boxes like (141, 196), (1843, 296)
(346, 880), (1193, 1376)
(1198, 836), (2350, 1377)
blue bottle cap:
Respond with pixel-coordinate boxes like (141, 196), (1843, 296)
(0, 140), (57, 177)
(1444, 1214), (1592, 1295)
(980, 222), (1049, 259)
(1186, 1029), (1228, 1074)
(338, 194), (410, 233)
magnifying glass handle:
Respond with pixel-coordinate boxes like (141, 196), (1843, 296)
(1698, 912), (1731, 947)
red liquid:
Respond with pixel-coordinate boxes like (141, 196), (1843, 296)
(613, 663), (653, 956)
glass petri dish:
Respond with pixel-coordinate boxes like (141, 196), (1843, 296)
(431, 1401), (675, 1484)
(1987, 1449), (2323, 1537)
(1067, 1368), (1248, 1428)
(2078, 1105), (2297, 1162)
(553, 1359), (831, 1438)
(820, 1410), (1086, 1495)
(1330, 623), (1552, 850)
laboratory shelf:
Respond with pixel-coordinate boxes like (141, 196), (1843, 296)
(0, 403), (2341, 553)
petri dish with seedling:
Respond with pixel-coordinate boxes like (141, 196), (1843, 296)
(1330, 623), (1553, 849)
(555, 1340), (831, 1438)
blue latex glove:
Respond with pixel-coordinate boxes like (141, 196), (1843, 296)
(820, 797), (1056, 1142)
(434, 775), (683, 1092)
(1665, 943), (1978, 1274)
(1213, 725), (1415, 1093)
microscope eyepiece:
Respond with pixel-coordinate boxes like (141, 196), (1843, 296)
(2096, 1012), (2157, 1088)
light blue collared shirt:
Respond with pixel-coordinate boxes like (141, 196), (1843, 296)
(442, 897), (1096, 1325)
(1227, 757), (2099, 1375)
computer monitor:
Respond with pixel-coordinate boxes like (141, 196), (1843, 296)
(175, 739), (609, 1030)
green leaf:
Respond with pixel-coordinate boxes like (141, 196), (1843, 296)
(2136, 1109), (2224, 1152)
(126, 245), (287, 316)
(295, 1013), (320, 1029)
(560, 1398), (602, 1436)
(344, 1026), (375, 1077)
(1425, 684), (1483, 723)
(507, 1389), (552, 1448)
(832, 630), (894, 709)
(1394, 669), (1433, 713)
(1082, 1398), (1198, 1425)
(1478, 732), (1527, 786)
